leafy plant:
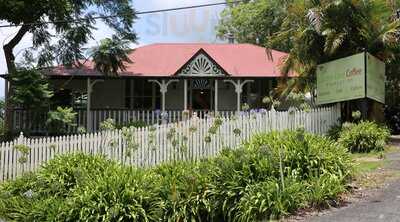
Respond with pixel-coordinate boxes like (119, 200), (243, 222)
(90, 36), (133, 76)
(10, 69), (53, 109)
(338, 121), (390, 153)
(0, 130), (353, 221)
(326, 123), (343, 141)
(46, 107), (77, 134)
(267, 0), (400, 96)
(100, 118), (147, 131)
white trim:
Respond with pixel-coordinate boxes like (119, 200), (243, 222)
(149, 79), (179, 111)
(224, 79), (254, 111)
(178, 53), (225, 76)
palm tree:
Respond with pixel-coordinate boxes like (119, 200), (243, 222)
(268, 0), (400, 97)
(90, 36), (133, 76)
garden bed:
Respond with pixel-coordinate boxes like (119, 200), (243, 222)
(0, 130), (353, 221)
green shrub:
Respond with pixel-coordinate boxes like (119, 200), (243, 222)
(154, 162), (212, 221)
(62, 166), (164, 221)
(46, 107), (77, 135)
(244, 129), (353, 180)
(306, 173), (347, 208)
(338, 121), (390, 153)
(100, 118), (147, 131)
(0, 130), (353, 221)
(327, 123), (343, 141)
(234, 178), (307, 221)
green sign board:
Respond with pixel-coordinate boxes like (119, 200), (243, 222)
(366, 53), (385, 104)
(316, 52), (385, 105)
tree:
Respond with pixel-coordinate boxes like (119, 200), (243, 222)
(89, 36), (133, 76)
(267, 0), (400, 96)
(0, 0), (137, 131)
(0, 0), (136, 72)
(217, 0), (290, 51)
(9, 69), (53, 110)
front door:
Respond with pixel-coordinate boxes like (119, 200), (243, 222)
(192, 89), (211, 110)
(190, 79), (212, 110)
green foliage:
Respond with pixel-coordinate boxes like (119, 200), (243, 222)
(234, 179), (307, 221)
(10, 69), (53, 109)
(327, 123), (343, 141)
(14, 144), (31, 164)
(99, 118), (116, 131)
(352, 110), (362, 121)
(244, 129), (353, 181)
(100, 118), (147, 131)
(0, 0), (137, 69)
(90, 36), (133, 76)
(217, 0), (289, 50)
(0, 130), (353, 221)
(338, 121), (390, 153)
(46, 107), (77, 134)
(265, 0), (400, 95)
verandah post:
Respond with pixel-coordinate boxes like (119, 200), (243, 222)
(184, 79), (188, 110)
(214, 79), (218, 112)
(87, 78), (91, 132)
(223, 79), (254, 112)
(86, 78), (104, 132)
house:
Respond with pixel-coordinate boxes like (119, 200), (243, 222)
(7, 43), (294, 133)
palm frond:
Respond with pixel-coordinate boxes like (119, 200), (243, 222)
(307, 7), (323, 32)
(323, 31), (346, 55)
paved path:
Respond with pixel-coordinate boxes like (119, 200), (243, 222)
(309, 144), (400, 222)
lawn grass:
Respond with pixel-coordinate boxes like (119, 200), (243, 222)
(352, 146), (400, 188)
(352, 152), (386, 174)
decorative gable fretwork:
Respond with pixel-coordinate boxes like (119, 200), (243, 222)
(178, 53), (224, 76)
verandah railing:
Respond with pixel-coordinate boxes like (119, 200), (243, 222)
(12, 109), (237, 134)
(1, 105), (341, 182)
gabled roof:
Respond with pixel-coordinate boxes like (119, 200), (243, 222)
(49, 43), (295, 78)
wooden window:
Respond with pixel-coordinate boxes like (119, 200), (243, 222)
(125, 79), (160, 110)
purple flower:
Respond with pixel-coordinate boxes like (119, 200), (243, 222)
(259, 108), (267, 114)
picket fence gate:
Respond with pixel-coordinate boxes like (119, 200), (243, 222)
(1, 105), (341, 182)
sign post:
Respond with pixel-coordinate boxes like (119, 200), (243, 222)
(316, 52), (385, 120)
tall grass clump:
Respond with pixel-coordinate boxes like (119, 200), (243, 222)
(0, 130), (353, 221)
(338, 121), (390, 153)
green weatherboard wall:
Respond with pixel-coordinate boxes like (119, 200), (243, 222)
(316, 52), (385, 105)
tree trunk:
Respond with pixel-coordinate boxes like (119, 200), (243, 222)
(3, 25), (29, 134)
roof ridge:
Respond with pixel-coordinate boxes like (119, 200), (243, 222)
(145, 42), (255, 46)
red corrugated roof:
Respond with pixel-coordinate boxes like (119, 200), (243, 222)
(50, 43), (295, 77)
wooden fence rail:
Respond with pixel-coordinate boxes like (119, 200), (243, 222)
(13, 109), (237, 133)
(1, 105), (340, 182)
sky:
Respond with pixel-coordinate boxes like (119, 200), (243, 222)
(0, 0), (226, 98)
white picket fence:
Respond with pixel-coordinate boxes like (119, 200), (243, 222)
(1, 105), (340, 182)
